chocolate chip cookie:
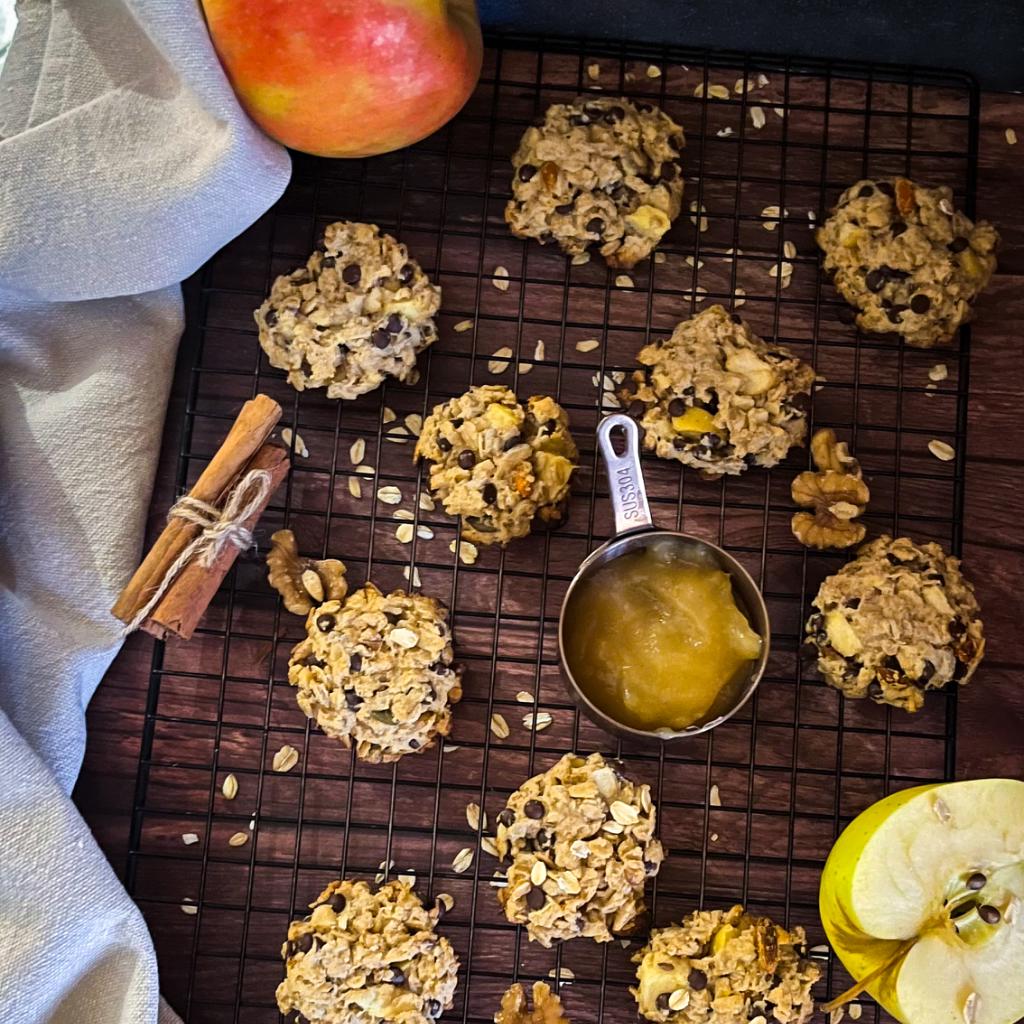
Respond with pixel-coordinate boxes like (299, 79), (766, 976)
(276, 879), (459, 1024)
(633, 905), (819, 1024)
(805, 535), (984, 712)
(255, 221), (441, 399)
(505, 97), (685, 268)
(288, 583), (462, 762)
(494, 752), (664, 947)
(414, 385), (577, 546)
(619, 305), (815, 476)
(816, 177), (998, 348)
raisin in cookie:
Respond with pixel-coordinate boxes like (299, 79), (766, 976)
(805, 535), (984, 712)
(633, 905), (819, 1024)
(506, 98), (685, 268)
(414, 385), (577, 546)
(619, 305), (815, 476)
(816, 177), (998, 348)
(277, 879), (459, 1024)
(255, 221), (441, 399)
(494, 752), (664, 947)
(288, 583), (462, 762)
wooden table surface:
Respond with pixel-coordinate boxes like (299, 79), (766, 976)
(76, 91), (1024, 884)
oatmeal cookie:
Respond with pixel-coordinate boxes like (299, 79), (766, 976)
(816, 177), (998, 348)
(633, 905), (819, 1024)
(805, 535), (984, 712)
(505, 97), (685, 268)
(288, 583), (462, 762)
(494, 752), (664, 947)
(619, 305), (815, 476)
(414, 385), (577, 546)
(276, 879), (459, 1024)
(495, 982), (570, 1024)
(255, 221), (441, 399)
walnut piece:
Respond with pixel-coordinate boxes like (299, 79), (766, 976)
(791, 430), (870, 549)
(496, 983), (570, 1024)
(266, 529), (347, 615)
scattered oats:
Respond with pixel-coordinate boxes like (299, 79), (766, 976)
(385, 425), (409, 443)
(273, 744), (300, 773)
(809, 944), (830, 958)
(602, 819), (625, 835)
(490, 712), (510, 739)
(393, 509), (415, 521)
(571, 252), (591, 266)
(377, 485), (402, 505)
(466, 802), (486, 832)
(281, 428), (309, 458)
(180, 902), (198, 916)
(375, 859), (394, 883)
(708, 83), (730, 100)
(928, 439), (956, 462)
(488, 346), (513, 374)
(653, 251), (667, 264)
(773, 106), (785, 118)
(416, 525), (434, 541)
(533, 339), (545, 362)
(601, 392), (620, 412)
(349, 438), (366, 465)
(404, 413), (423, 436)
(721, 247), (742, 261)
(452, 847), (474, 874)
(182, 833), (200, 846)
(402, 565), (423, 588)
(443, 744), (461, 753)
(926, 383), (937, 393)
(492, 265), (510, 291)
(355, 464), (375, 475)
(749, 1017), (766, 1024)
(929, 363), (949, 382)
(625, 71), (636, 83)
(300, 569), (325, 603)
(489, 870), (508, 888)
(693, 285), (708, 303)
(939, 197), (954, 216)
(716, 126), (735, 138)
(570, 839), (590, 859)
(783, 240), (797, 259)
(734, 287), (746, 308)
(523, 711), (553, 731)
(576, 339), (600, 353)
(848, 1005), (862, 1021)
(221, 774), (238, 800)
(610, 800), (640, 825)
(830, 1008), (846, 1024)
(734, 76), (753, 94)
(390, 627), (419, 649)
(693, 82), (706, 98)
(807, 210), (817, 222)
(382, 407), (397, 424)
(646, 64), (662, 78)
(757, 72), (769, 87)
(614, 274), (634, 288)
(750, 105), (766, 129)
(709, 784), (722, 807)
(640, 788), (652, 814)
(531, 861), (548, 886)
(518, 362), (533, 375)
(689, 200), (709, 231)
(587, 62), (601, 80)
(453, 319), (474, 333)
(770, 261), (794, 279)
(669, 990), (691, 1012)
(418, 492), (435, 512)
(436, 892), (455, 913)
(515, 690), (535, 703)
(396, 523), (415, 544)
(710, 832), (719, 842)
(397, 872), (416, 886)
(228, 831), (249, 847)
(347, 477), (362, 499)
(450, 539), (478, 565)
(480, 836), (500, 858)
(1006, 128), (1018, 145)
(548, 967), (575, 982)
(620, 939), (631, 949)
(761, 205), (787, 228)
(685, 256), (705, 269)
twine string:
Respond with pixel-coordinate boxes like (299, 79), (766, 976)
(121, 469), (272, 636)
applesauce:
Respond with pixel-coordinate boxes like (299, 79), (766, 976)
(562, 545), (762, 731)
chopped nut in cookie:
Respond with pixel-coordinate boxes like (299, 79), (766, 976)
(495, 982), (571, 1024)
(266, 529), (347, 615)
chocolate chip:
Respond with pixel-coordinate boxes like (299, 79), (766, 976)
(387, 313), (404, 334)
(349, 653), (363, 672)
(688, 968), (708, 991)
(457, 450), (475, 470)
(857, 184), (875, 198)
(700, 432), (723, 450)
(296, 932), (313, 953)
(321, 255), (336, 269)
(610, 182), (631, 202)
(482, 483), (498, 504)
(544, 418), (558, 433)
(700, 389), (719, 415)
(917, 661), (936, 684)
(876, 181), (895, 197)
(518, 163), (538, 182)
(408, 738), (420, 750)
(264, 309), (278, 326)
(503, 433), (523, 450)
(882, 264), (910, 280)
(948, 236), (970, 253)
(301, 654), (325, 669)
(426, 1000), (443, 1018)
(555, 203), (574, 214)
(656, 994), (671, 1012)
(671, 133), (685, 151)
(526, 886), (546, 910)
(891, 220), (908, 237)
(497, 808), (515, 828)
(524, 799), (544, 819)
(329, 893), (347, 912)
(342, 264), (361, 286)
(389, 967), (406, 985)
(659, 162), (678, 182)
(316, 614), (335, 633)
(437, 436), (452, 452)
(967, 872), (987, 890)
(385, 611), (402, 624)
(730, 312), (743, 324)
(979, 904), (1001, 924)
(451, 417), (464, 428)
(867, 681), (884, 699)
(887, 305), (909, 324)
(668, 398), (686, 417)
(371, 328), (391, 349)
(672, 437), (688, 450)
(569, 113), (589, 127)
(627, 399), (645, 420)
(285, 941), (297, 958)
(865, 268), (886, 292)
(605, 105), (626, 122)
(910, 293), (931, 314)
(345, 691), (363, 709)
(586, 217), (604, 234)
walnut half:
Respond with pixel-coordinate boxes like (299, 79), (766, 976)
(495, 983), (570, 1024)
(266, 529), (347, 615)
(791, 429), (870, 549)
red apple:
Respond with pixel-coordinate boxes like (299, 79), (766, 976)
(200, 0), (483, 158)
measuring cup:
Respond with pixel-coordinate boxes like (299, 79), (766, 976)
(557, 413), (771, 742)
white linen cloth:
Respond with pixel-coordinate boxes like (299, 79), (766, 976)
(0, 1), (291, 1020)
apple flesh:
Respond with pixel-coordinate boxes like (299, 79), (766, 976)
(820, 778), (1024, 1024)
(200, 0), (483, 157)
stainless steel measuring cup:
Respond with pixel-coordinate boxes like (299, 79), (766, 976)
(557, 413), (771, 742)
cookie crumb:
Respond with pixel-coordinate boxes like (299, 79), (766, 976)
(929, 363), (949, 382)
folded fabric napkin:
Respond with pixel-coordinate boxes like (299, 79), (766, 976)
(0, 1), (290, 1020)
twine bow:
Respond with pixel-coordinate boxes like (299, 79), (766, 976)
(122, 469), (273, 636)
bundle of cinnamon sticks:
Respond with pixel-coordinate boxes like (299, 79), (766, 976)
(112, 394), (289, 640)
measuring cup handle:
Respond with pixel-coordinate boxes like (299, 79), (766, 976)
(596, 414), (655, 536)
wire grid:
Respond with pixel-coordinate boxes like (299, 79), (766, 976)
(126, 32), (978, 1024)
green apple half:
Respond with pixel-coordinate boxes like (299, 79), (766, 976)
(820, 778), (1024, 1024)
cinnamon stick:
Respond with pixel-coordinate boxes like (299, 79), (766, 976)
(112, 394), (282, 623)
(140, 442), (290, 641)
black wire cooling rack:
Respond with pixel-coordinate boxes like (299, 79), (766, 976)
(125, 32), (980, 1024)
